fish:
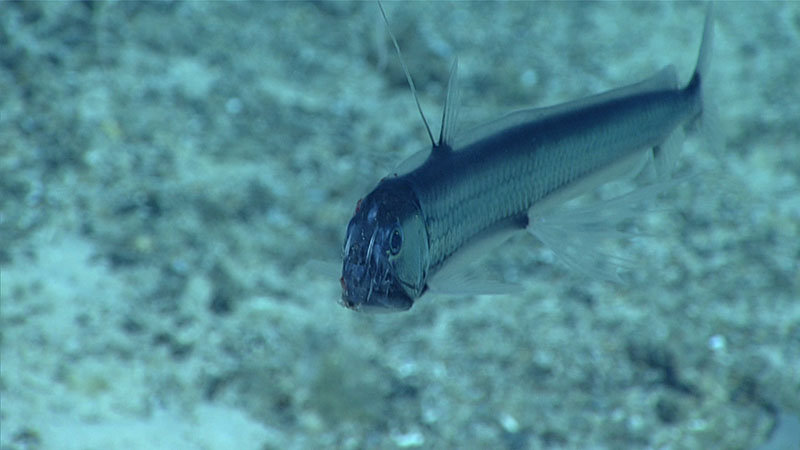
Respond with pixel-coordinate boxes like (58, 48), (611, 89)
(340, 3), (719, 312)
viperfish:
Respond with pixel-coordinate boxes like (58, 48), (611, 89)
(341, 4), (719, 312)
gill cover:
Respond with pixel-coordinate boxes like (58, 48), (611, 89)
(341, 178), (429, 312)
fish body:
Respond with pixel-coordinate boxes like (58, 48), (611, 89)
(341, 5), (718, 312)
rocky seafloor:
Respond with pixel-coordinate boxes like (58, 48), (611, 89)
(1, 2), (798, 449)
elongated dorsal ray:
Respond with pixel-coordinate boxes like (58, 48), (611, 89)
(377, 1), (436, 148)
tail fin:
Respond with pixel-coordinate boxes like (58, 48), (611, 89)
(693, 3), (715, 86)
(652, 3), (719, 181)
(692, 3), (724, 158)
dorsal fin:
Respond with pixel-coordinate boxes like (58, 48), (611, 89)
(377, 2), (436, 148)
(437, 57), (460, 151)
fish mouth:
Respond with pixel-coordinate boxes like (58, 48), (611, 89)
(341, 291), (414, 312)
(340, 262), (413, 312)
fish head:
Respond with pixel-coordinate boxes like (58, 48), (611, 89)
(341, 179), (429, 312)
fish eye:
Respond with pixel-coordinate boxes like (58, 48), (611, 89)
(389, 227), (403, 255)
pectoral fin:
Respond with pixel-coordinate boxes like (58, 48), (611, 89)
(527, 177), (685, 282)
